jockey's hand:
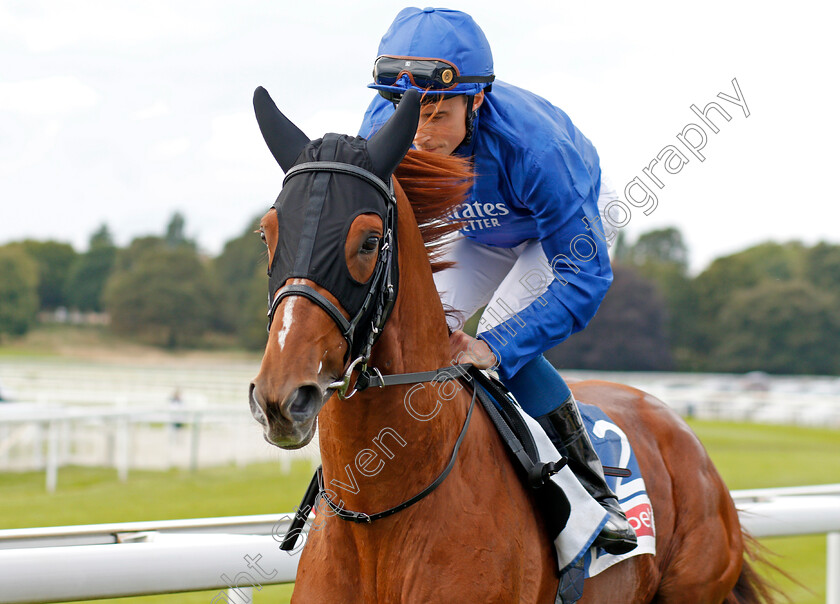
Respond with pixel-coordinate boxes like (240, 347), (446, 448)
(449, 330), (497, 370)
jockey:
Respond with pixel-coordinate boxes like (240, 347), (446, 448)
(359, 7), (636, 555)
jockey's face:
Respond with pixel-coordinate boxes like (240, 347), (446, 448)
(414, 92), (484, 156)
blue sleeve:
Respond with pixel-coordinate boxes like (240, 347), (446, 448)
(359, 94), (395, 139)
(477, 141), (613, 380)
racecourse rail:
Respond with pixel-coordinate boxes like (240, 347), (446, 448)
(0, 485), (838, 603)
(2, 365), (839, 492)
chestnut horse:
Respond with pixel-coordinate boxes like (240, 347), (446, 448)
(248, 88), (774, 603)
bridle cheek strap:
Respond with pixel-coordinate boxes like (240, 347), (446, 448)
(266, 160), (398, 368)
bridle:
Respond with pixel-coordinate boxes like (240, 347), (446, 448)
(271, 158), (483, 549)
(267, 160), (399, 399)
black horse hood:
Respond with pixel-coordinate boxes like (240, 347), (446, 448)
(254, 87), (420, 355)
(267, 133), (389, 318)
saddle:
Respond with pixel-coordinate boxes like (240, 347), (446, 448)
(467, 367), (574, 540)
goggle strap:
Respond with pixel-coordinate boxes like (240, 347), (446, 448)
(453, 75), (495, 84)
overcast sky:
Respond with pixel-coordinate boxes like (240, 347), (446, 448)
(1, 0), (838, 273)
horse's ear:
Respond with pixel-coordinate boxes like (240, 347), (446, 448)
(253, 86), (310, 173)
(367, 89), (421, 179)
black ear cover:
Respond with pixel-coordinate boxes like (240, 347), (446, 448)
(253, 86), (310, 173)
(367, 88), (421, 179)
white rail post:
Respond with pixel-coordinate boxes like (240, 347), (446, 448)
(227, 586), (253, 602)
(105, 419), (114, 467)
(45, 420), (59, 493)
(280, 454), (291, 474)
(829, 531), (840, 604)
(116, 416), (130, 483)
(234, 421), (246, 468)
(0, 423), (9, 467)
(60, 418), (71, 464)
(190, 413), (201, 473)
(33, 421), (45, 469)
(166, 413), (175, 471)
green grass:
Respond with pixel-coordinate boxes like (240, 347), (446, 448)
(0, 462), (313, 529)
(687, 419), (840, 489)
(688, 419), (840, 603)
(0, 323), (260, 361)
(2, 422), (838, 603)
(0, 324), (118, 358)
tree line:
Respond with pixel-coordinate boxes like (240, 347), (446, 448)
(546, 228), (840, 375)
(0, 213), (267, 350)
(1, 216), (839, 375)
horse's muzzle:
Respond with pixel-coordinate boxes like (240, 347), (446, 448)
(249, 380), (325, 449)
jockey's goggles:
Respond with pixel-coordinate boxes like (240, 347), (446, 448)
(373, 55), (494, 92)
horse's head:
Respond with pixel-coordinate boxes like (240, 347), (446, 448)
(249, 87), (421, 449)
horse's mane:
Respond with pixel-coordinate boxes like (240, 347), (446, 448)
(394, 149), (473, 273)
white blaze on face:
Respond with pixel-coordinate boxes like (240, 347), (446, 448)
(276, 296), (298, 350)
(318, 349), (329, 374)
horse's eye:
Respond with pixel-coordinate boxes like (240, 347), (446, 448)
(259, 229), (266, 243)
(361, 236), (380, 254)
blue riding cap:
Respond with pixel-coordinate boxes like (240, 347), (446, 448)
(368, 7), (494, 98)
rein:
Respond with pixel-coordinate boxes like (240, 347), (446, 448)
(280, 364), (573, 553)
(317, 375), (476, 524)
(280, 363), (475, 551)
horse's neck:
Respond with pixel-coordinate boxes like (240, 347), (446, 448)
(316, 191), (471, 513)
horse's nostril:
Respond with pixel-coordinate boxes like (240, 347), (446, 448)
(286, 385), (321, 422)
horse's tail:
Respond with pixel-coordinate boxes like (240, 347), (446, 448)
(724, 531), (789, 604)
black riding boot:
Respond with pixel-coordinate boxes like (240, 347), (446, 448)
(536, 395), (638, 555)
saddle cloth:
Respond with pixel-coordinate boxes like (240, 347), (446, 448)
(489, 387), (656, 577)
(576, 402), (656, 577)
